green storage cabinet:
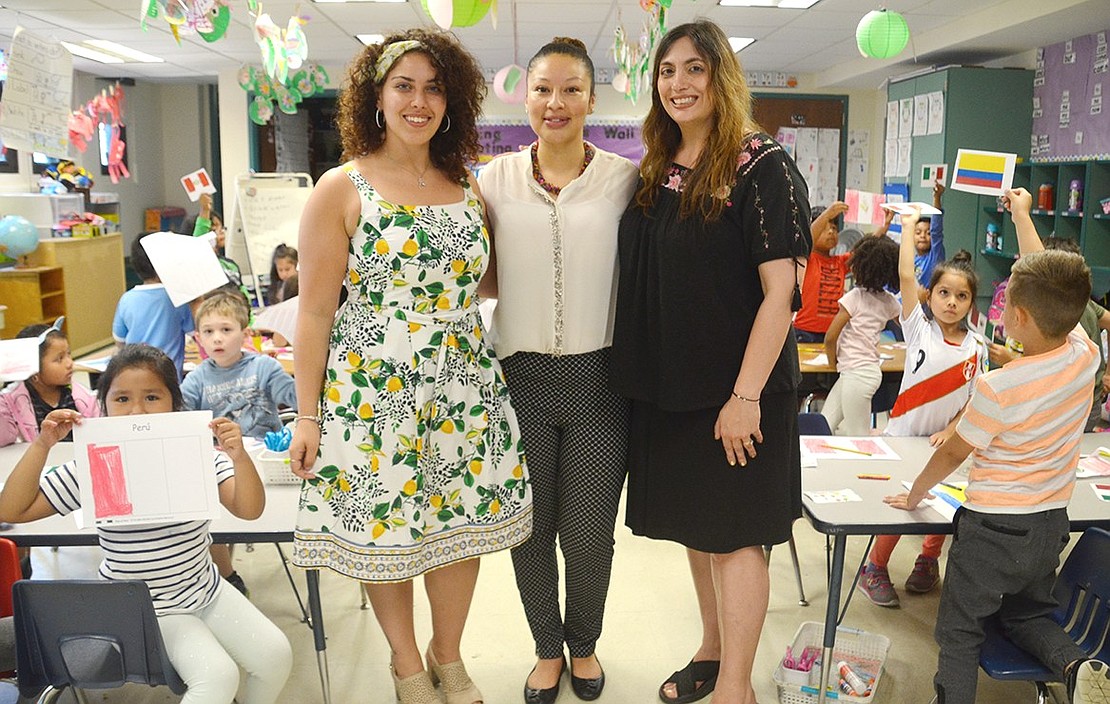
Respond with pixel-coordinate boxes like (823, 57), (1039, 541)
(887, 67), (1034, 306)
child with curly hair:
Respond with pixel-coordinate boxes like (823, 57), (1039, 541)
(822, 235), (901, 436)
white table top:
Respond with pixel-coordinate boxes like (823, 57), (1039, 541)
(0, 442), (302, 546)
(801, 435), (1110, 536)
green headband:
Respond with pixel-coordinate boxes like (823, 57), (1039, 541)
(374, 40), (424, 82)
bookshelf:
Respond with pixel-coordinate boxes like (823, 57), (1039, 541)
(977, 160), (1110, 296)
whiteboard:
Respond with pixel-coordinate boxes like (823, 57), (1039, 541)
(225, 173), (312, 295)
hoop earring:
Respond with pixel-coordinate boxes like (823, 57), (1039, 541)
(440, 114), (451, 133)
(375, 109), (384, 129)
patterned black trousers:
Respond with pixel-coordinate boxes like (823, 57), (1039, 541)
(500, 348), (629, 659)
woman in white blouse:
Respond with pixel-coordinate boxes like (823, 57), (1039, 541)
(478, 37), (639, 704)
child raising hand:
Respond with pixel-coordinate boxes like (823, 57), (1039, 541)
(0, 344), (292, 704)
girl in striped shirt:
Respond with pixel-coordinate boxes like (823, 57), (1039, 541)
(0, 345), (292, 704)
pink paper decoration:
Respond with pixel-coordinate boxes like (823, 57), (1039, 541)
(493, 64), (526, 104)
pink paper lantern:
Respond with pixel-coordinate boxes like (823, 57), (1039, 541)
(493, 64), (526, 104)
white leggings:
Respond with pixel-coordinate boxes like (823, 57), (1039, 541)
(158, 580), (293, 704)
(823, 363), (883, 436)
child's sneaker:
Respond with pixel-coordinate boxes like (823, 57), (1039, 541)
(905, 555), (940, 593)
(225, 571), (250, 598)
(1071, 659), (1110, 704)
(857, 563), (899, 607)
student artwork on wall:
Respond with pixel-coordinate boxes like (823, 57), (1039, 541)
(0, 28), (72, 158)
(1031, 28), (1110, 161)
(72, 411), (221, 527)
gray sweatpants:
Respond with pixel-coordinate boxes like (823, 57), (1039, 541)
(934, 507), (1086, 703)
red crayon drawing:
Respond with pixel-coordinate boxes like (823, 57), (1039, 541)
(87, 444), (134, 518)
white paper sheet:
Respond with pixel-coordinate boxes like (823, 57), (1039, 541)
(180, 168), (217, 202)
(799, 436), (901, 461)
(804, 489), (863, 504)
(881, 202), (943, 216)
(898, 98), (913, 138)
(926, 92), (945, 135)
(0, 338), (41, 383)
(886, 101), (899, 141)
(0, 27), (72, 156)
(72, 411), (220, 527)
(140, 231), (230, 307)
(950, 149), (1017, 197)
(896, 138), (913, 178)
(912, 95), (929, 136)
(252, 295), (299, 342)
(884, 140), (898, 178)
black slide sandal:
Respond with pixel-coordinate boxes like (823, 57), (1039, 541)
(658, 660), (721, 704)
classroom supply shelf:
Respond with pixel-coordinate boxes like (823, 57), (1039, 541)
(977, 159), (1110, 297)
(25, 233), (125, 355)
(0, 266), (65, 338)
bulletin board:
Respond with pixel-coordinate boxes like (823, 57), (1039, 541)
(224, 172), (313, 297)
(1031, 28), (1110, 161)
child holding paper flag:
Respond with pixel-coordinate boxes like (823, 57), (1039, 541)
(0, 345), (293, 704)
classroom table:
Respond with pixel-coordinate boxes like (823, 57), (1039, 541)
(73, 340), (296, 377)
(800, 434), (1110, 704)
(797, 342), (906, 375)
(0, 442), (331, 703)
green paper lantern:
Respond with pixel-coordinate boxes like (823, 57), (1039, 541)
(856, 9), (909, 59)
(420, 0), (491, 28)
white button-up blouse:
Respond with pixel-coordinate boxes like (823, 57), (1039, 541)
(478, 143), (640, 359)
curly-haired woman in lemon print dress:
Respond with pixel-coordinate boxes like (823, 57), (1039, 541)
(288, 28), (532, 704)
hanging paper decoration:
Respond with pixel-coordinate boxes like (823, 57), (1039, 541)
(612, 3), (667, 104)
(239, 62), (330, 125)
(855, 9), (909, 59)
(493, 64), (526, 104)
(64, 83), (130, 182)
(419, 0), (492, 29)
(253, 7), (310, 84)
(0, 49), (8, 83)
(140, 0), (232, 44)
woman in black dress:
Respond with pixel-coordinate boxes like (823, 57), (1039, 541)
(611, 20), (811, 704)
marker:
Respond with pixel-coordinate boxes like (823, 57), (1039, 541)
(822, 443), (873, 456)
(857, 474), (890, 481)
(939, 481), (964, 491)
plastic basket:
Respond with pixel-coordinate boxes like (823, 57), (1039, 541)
(255, 449), (300, 485)
(773, 622), (890, 704)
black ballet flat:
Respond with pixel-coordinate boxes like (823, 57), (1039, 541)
(523, 657), (565, 704)
(570, 657), (605, 701)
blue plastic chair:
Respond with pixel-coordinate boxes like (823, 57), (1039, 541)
(980, 527), (1110, 703)
(798, 412), (832, 436)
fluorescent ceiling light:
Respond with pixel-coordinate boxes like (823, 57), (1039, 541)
(719, 0), (820, 7)
(85, 40), (164, 63)
(315, 0), (407, 4)
(729, 37), (756, 52)
(61, 41), (124, 64)
(357, 34), (386, 45)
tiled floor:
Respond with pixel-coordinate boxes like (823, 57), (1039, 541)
(25, 497), (1074, 704)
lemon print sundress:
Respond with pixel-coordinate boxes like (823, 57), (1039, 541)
(292, 165), (532, 582)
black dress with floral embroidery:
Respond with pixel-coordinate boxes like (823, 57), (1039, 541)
(611, 133), (812, 552)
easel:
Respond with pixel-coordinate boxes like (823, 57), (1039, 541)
(224, 172), (313, 307)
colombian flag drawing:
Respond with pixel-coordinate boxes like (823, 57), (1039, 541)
(950, 149), (1017, 196)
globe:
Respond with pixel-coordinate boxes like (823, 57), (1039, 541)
(0, 215), (39, 259)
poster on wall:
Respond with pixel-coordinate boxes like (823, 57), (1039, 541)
(0, 27), (72, 157)
(475, 121), (644, 171)
(1031, 28), (1110, 160)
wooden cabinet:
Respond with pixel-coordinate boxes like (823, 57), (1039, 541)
(26, 233), (125, 355)
(0, 266), (66, 338)
(978, 160), (1110, 297)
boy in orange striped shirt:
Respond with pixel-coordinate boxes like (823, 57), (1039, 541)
(884, 187), (1108, 704)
